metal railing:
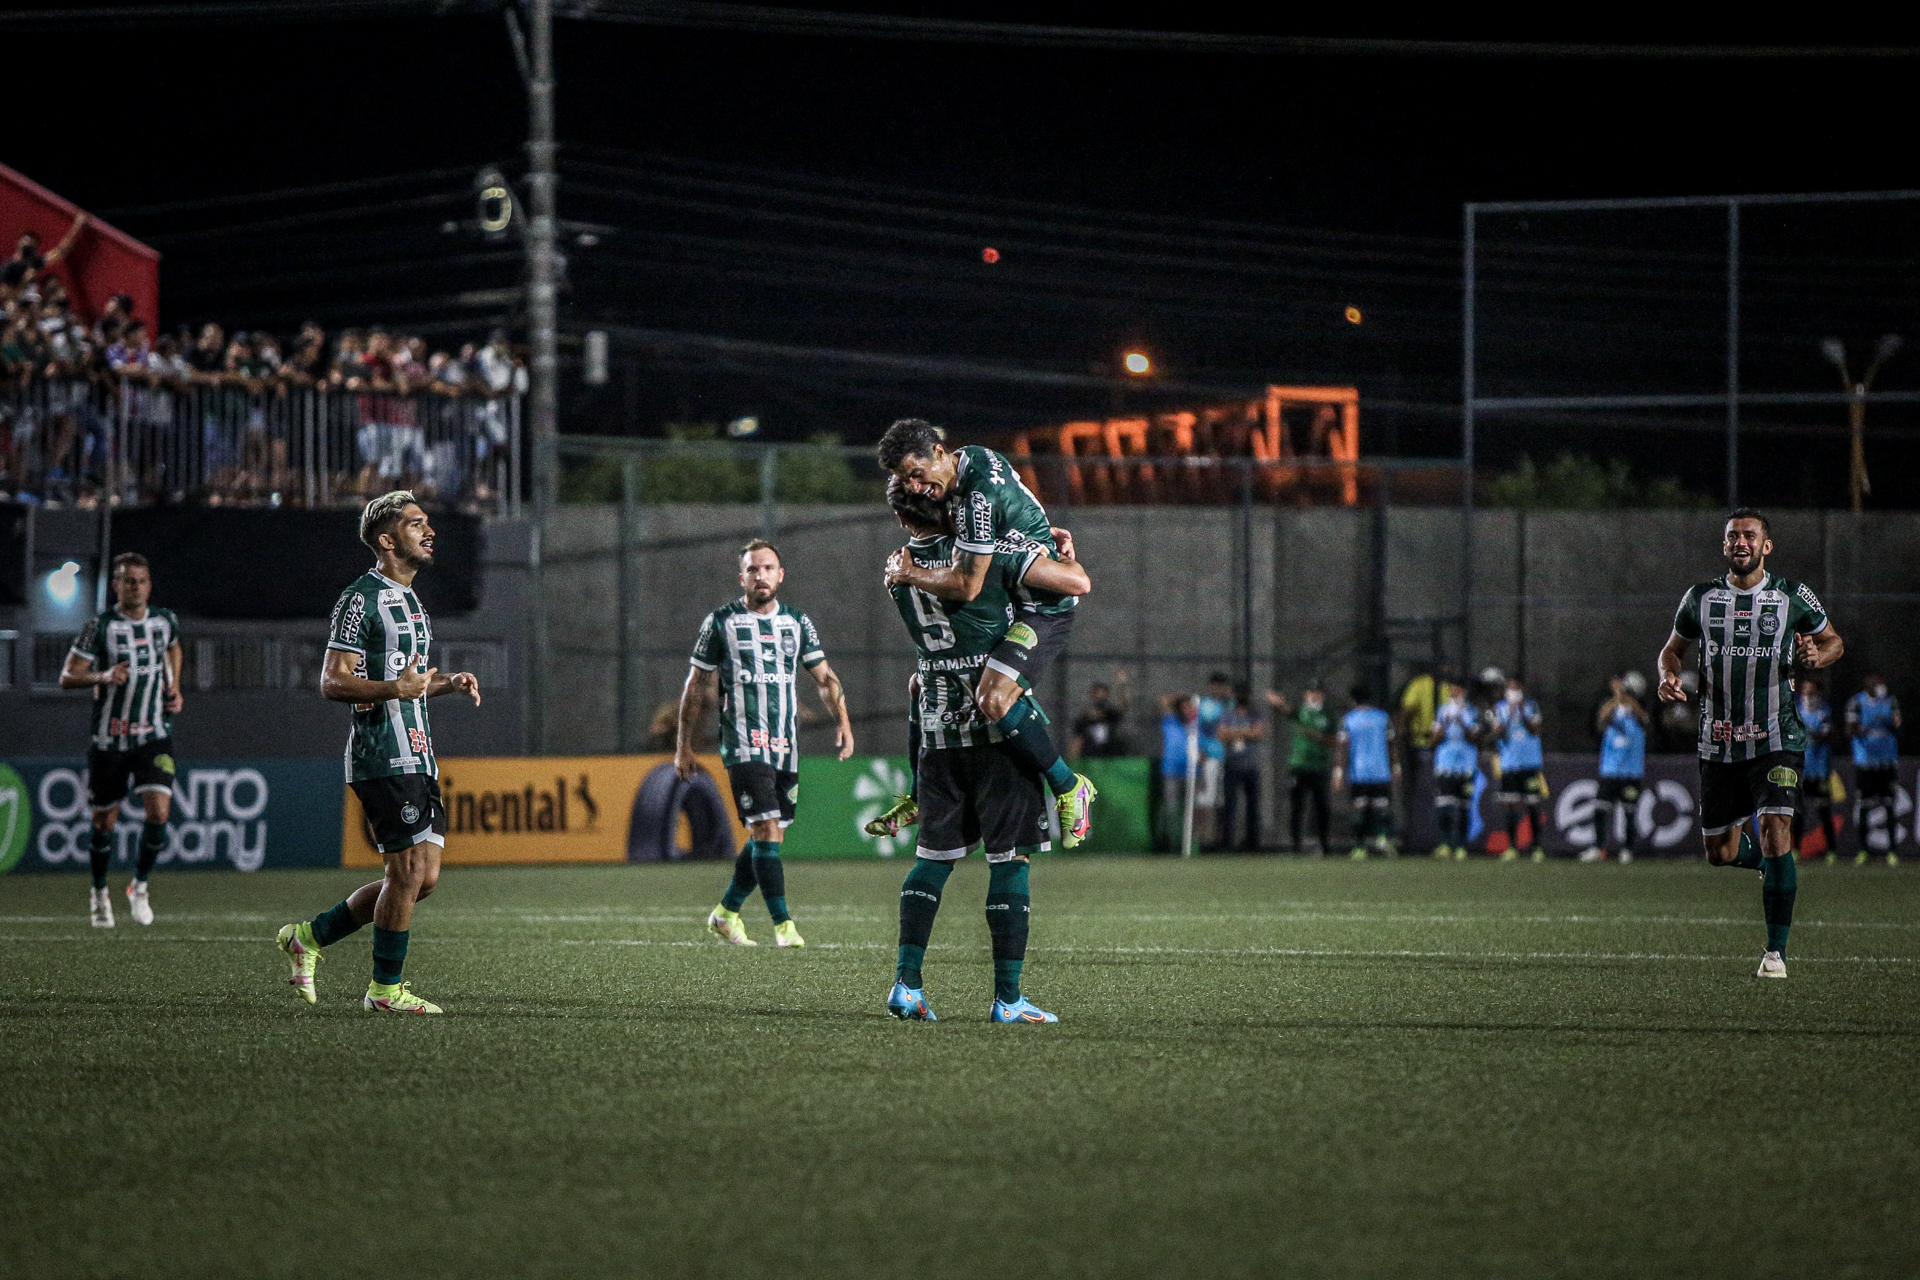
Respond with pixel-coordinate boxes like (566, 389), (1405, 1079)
(0, 376), (522, 514)
(23, 629), (509, 694)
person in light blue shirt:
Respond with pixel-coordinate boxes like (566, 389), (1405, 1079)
(1493, 677), (1547, 859)
(1585, 675), (1648, 863)
(1429, 682), (1481, 858)
(1846, 677), (1903, 861)
(1335, 687), (1397, 857)
(1795, 677), (1839, 861)
(1157, 694), (1199, 852)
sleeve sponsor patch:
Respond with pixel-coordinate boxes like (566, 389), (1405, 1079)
(331, 591), (367, 648)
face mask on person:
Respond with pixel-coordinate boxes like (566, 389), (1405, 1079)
(1872, 683), (1888, 699)
(1506, 689), (1523, 705)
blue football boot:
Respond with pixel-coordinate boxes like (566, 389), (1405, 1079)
(989, 996), (1058, 1023)
(886, 981), (937, 1021)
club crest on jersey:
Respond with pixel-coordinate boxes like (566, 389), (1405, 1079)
(1767, 766), (1799, 788)
(780, 632), (798, 657)
(1760, 612), (1779, 634)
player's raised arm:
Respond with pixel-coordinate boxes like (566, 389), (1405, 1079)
(321, 648), (430, 704)
(1022, 551), (1090, 598)
(888, 546), (991, 602)
(427, 670), (482, 706)
(1793, 621), (1844, 671)
(674, 664), (719, 779)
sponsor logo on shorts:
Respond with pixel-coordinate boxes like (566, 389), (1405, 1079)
(1005, 622), (1038, 650)
(1766, 767), (1799, 788)
(401, 803), (420, 824)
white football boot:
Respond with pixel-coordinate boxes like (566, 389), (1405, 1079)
(1755, 951), (1787, 979)
(89, 887), (115, 929)
(125, 880), (154, 926)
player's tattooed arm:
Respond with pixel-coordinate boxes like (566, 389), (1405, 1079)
(809, 660), (856, 760)
(887, 547), (991, 602)
(1656, 630), (1692, 702)
(321, 647), (431, 703)
(674, 665), (720, 780)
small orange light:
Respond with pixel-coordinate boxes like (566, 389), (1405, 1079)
(981, 247), (1000, 264)
(1123, 351), (1151, 376)
(1344, 306), (1363, 324)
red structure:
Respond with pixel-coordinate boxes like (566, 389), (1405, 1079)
(1006, 385), (1360, 507)
(0, 161), (160, 327)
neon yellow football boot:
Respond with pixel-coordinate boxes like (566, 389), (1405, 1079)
(865, 794), (919, 838)
(276, 921), (321, 1005)
(363, 981), (442, 1014)
(1056, 774), (1099, 849)
(773, 920), (805, 948)
(706, 905), (757, 946)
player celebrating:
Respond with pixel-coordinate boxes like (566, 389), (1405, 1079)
(1430, 680), (1479, 859)
(1334, 687), (1396, 858)
(877, 418), (1099, 847)
(1657, 508), (1843, 979)
(276, 492), (481, 1013)
(60, 552), (182, 927)
(882, 482), (1088, 1023)
(1794, 678), (1840, 862)
(1492, 676), (1548, 861)
(680, 539), (855, 949)
(1585, 674), (1648, 864)
(1845, 675), (1901, 865)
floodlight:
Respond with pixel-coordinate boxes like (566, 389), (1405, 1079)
(1123, 351), (1151, 376)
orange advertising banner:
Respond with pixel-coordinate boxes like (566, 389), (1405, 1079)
(342, 754), (748, 867)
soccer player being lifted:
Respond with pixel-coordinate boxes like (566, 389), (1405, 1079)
(277, 492), (482, 1013)
(881, 482), (1089, 1022)
(1658, 508), (1843, 979)
(680, 539), (855, 948)
(61, 552), (182, 928)
(876, 419), (1099, 847)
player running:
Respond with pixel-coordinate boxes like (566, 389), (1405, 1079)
(60, 552), (182, 927)
(1657, 507), (1843, 979)
(1794, 678), (1840, 862)
(882, 482), (1088, 1023)
(877, 418), (1099, 847)
(276, 492), (481, 1013)
(680, 539), (855, 949)
(1845, 676), (1901, 865)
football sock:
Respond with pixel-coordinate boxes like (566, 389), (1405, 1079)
(993, 699), (1076, 796)
(88, 825), (112, 890)
(750, 840), (789, 923)
(371, 926), (409, 985)
(720, 844), (756, 912)
(1762, 851), (1797, 956)
(1504, 807), (1520, 850)
(135, 820), (167, 882)
(310, 898), (366, 947)
(986, 859), (1031, 1003)
(895, 857), (953, 988)
(907, 717), (922, 805)
(1731, 829), (1764, 870)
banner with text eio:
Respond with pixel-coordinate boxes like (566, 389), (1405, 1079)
(342, 754), (748, 866)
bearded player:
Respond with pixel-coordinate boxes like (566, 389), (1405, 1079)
(1657, 508), (1843, 979)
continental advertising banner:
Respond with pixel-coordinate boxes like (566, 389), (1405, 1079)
(0, 757), (342, 875)
(342, 753), (750, 867)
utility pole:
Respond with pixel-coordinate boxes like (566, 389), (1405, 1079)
(526, 0), (558, 753)
(1822, 334), (1903, 513)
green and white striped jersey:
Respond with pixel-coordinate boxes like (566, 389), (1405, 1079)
(327, 568), (438, 783)
(890, 534), (1048, 750)
(69, 606), (181, 751)
(690, 600), (826, 770)
(950, 444), (1074, 615)
(1673, 571), (1829, 762)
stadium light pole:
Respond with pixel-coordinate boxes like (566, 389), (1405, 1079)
(1823, 334), (1903, 511)
(525, 0), (559, 754)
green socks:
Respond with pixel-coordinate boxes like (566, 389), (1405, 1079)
(994, 698), (1076, 797)
(88, 825), (112, 890)
(896, 857), (953, 988)
(1762, 852), (1797, 956)
(986, 860), (1031, 1003)
(310, 899), (365, 947)
(750, 841), (789, 923)
(1731, 829), (1765, 870)
(371, 926), (409, 985)
(135, 820), (167, 882)
(720, 844), (755, 912)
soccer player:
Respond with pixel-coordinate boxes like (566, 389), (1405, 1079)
(1268, 685), (1333, 854)
(1657, 507), (1843, 979)
(882, 482), (1088, 1023)
(1493, 676), (1548, 861)
(1430, 680), (1479, 859)
(1845, 675), (1901, 865)
(1334, 687), (1396, 858)
(877, 418), (1100, 847)
(60, 552), (182, 927)
(1583, 675), (1649, 864)
(680, 539), (855, 948)
(1794, 678), (1840, 862)
(276, 492), (481, 1013)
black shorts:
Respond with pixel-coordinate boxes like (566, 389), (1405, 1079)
(1597, 777), (1643, 806)
(985, 609), (1074, 690)
(1497, 768), (1547, 802)
(1434, 773), (1474, 805)
(727, 762), (797, 827)
(1857, 766), (1898, 801)
(351, 774), (447, 856)
(915, 744), (1050, 862)
(1698, 751), (1802, 835)
(87, 738), (177, 808)
(1350, 780), (1392, 807)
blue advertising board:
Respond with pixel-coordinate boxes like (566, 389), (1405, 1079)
(0, 758), (342, 874)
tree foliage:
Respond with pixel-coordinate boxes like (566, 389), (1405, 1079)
(1483, 453), (1714, 510)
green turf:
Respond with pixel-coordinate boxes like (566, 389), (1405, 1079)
(4, 856), (1916, 1279)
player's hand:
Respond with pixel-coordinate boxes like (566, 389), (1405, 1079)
(448, 671), (482, 706)
(1657, 671), (1687, 703)
(883, 548), (910, 586)
(673, 746), (697, 781)
(1793, 632), (1823, 668)
(1050, 526), (1076, 562)
(836, 722), (855, 761)
(102, 662), (129, 686)
(1331, 768), (1345, 793)
(164, 685), (183, 713)
(395, 665), (433, 701)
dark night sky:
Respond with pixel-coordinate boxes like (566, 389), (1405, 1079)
(10, 6), (1920, 502)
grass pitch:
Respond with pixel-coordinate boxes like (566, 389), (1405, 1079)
(3, 856), (1917, 1280)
